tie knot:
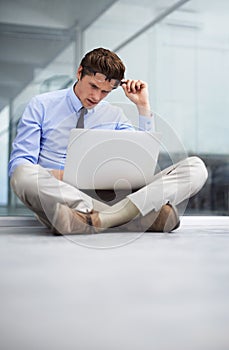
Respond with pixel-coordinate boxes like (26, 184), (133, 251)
(80, 106), (87, 116)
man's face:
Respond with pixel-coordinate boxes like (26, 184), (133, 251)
(74, 66), (114, 109)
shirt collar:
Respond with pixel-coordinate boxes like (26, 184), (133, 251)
(67, 82), (83, 113)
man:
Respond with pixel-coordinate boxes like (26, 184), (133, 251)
(9, 47), (208, 234)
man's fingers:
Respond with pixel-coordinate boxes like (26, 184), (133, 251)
(136, 80), (142, 91)
(122, 79), (146, 93)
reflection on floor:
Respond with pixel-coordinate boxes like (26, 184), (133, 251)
(0, 216), (229, 350)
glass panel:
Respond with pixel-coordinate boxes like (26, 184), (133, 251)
(2, 43), (75, 216)
(86, 0), (229, 215)
(84, 0), (178, 51)
(0, 106), (9, 206)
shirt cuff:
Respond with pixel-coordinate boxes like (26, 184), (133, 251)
(139, 113), (155, 131)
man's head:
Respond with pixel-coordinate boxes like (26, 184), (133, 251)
(74, 48), (125, 108)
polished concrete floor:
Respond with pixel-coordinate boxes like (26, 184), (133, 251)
(0, 215), (229, 350)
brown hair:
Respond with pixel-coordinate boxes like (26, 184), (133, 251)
(80, 47), (125, 81)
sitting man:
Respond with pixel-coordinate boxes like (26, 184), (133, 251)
(8, 47), (208, 234)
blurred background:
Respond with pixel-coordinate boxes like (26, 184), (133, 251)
(0, 0), (228, 216)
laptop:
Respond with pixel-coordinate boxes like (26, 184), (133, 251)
(63, 129), (161, 190)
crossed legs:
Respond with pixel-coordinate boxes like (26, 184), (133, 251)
(11, 156), (208, 233)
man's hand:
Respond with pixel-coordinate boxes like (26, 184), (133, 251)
(50, 169), (64, 181)
(121, 79), (151, 117)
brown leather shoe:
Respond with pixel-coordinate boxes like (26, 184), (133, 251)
(122, 203), (180, 233)
(34, 214), (52, 229)
(146, 203), (180, 232)
(52, 203), (102, 234)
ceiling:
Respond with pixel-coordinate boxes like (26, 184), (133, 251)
(1, 0), (229, 113)
(0, 0), (117, 112)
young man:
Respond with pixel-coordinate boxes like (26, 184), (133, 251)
(9, 47), (208, 234)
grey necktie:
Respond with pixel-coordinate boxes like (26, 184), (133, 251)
(76, 107), (87, 128)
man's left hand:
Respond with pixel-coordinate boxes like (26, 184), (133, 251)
(121, 79), (151, 117)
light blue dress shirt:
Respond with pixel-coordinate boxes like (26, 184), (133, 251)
(9, 84), (154, 176)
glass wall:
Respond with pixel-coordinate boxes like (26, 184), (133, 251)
(1, 0), (228, 215)
(0, 106), (9, 206)
(84, 0), (229, 215)
(0, 42), (76, 214)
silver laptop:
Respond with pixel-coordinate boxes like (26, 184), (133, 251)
(63, 129), (161, 190)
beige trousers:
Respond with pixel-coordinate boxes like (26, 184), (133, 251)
(10, 156), (208, 226)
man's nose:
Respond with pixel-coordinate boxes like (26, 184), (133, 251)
(92, 90), (102, 102)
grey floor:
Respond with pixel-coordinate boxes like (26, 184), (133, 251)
(0, 215), (229, 350)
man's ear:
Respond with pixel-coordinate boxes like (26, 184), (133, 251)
(77, 66), (83, 80)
